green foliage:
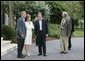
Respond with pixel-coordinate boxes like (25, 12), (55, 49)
(1, 25), (16, 43)
(1, 1), (9, 14)
(78, 20), (84, 29)
(46, 1), (84, 24)
(1, 1), (84, 39)
(13, 1), (50, 20)
(1, 1), (84, 24)
(48, 23), (60, 38)
(64, 1), (84, 20)
(46, 1), (66, 24)
(73, 19), (79, 28)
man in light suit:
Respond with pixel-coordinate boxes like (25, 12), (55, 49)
(16, 11), (26, 58)
(60, 12), (72, 54)
(34, 12), (48, 56)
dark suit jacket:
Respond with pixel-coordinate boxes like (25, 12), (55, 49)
(70, 17), (75, 34)
(16, 17), (26, 39)
(34, 19), (48, 45)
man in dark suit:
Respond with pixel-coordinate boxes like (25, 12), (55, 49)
(16, 11), (26, 58)
(34, 12), (48, 56)
(68, 17), (74, 50)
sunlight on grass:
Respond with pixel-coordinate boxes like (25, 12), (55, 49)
(73, 28), (84, 37)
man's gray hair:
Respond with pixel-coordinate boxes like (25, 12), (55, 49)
(21, 11), (26, 15)
(62, 11), (71, 21)
(62, 12), (69, 18)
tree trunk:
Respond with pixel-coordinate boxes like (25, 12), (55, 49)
(8, 1), (14, 27)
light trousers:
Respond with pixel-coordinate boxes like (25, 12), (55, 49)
(60, 36), (68, 52)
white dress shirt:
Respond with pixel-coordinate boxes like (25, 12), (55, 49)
(39, 20), (42, 30)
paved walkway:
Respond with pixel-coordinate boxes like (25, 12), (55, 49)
(1, 37), (84, 60)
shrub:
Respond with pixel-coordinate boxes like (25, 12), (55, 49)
(48, 23), (60, 38)
(1, 25), (16, 43)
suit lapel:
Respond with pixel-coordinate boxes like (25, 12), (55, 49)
(37, 21), (39, 29)
(42, 19), (44, 30)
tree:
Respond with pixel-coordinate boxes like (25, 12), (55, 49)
(8, 1), (14, 27)
(62, 1), (84, 20)
(46, 1), (67, 24)
(1, 1), (8, 25)
(46, 1), (84, 25)
(13, 1), (50, 21)
(1, 1), (14, 27)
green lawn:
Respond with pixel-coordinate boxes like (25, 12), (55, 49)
(73, 28), (84, 37)
(48, 24), (84, 38)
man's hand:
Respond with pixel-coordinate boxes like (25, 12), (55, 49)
(46, 34), (48, 37)
(21, 34), (24, 38)
(46, 34), (48, 41)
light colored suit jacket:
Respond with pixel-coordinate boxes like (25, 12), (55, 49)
(60, 17), (72, 37)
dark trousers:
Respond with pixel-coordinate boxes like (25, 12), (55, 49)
(68, 35), (72, 49)
(17, 38), (24, 56)
(38, 31), (46, 55)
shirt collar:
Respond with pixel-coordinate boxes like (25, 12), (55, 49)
(21, 16), (25, 22)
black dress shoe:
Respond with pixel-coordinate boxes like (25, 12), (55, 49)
(60, 51), (64, 54)
(43, 54), (47, 56)
(17, 55), (25, 58)
(68, 48), (71, 50)
(37, 54), (42, 56)
(64, 52), (68, 54)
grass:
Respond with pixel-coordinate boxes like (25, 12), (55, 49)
(48, 24), (84, 39)
(73, 28), (84, 37)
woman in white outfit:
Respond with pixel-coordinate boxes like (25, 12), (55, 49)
(24, 14), (34, 56)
